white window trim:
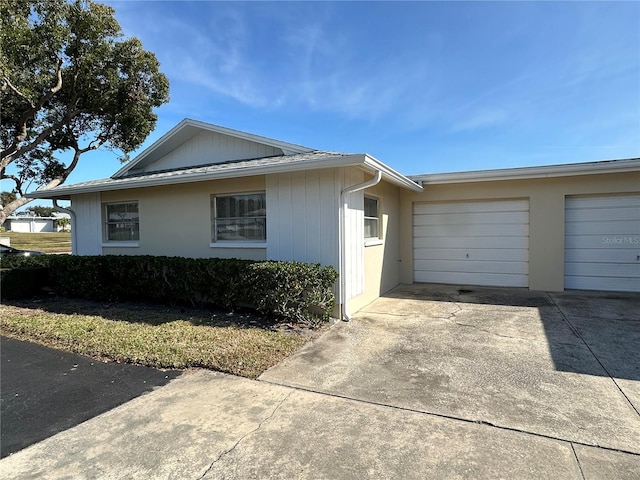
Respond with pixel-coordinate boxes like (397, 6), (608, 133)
(101, 241), (140, 248)
(364, 238), (384, 247)
(103, 201), (140, 243)
(364, 194), (381, 241)
(209, 242), (267, 249)
(211, 191), (267, 243)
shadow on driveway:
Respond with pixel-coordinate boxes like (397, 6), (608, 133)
(1, 337), (181, 458)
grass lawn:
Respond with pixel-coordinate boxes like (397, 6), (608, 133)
(0, 298), (323, 379)
(1, 232), (72, 254)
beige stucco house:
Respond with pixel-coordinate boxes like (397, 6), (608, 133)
(29, 119), (640, 318)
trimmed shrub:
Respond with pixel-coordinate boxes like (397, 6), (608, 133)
(0, 266), (49, 299)
(244, 261), (338, 323)
(0, 255), (337, 323)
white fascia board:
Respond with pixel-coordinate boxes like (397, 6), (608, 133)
(112, 118), (314, 178)
(363, 155), (424, 192)
(412, 158), (640, 185)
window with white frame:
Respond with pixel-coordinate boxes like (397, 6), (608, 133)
(211, 192), (266, 242)
(104, 202), (139, 241)
(364, 195), (380, 239)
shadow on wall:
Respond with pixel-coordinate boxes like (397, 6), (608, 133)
(386, 284), (640, 382)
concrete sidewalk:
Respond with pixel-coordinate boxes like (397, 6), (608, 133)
(3, 369), (635, 480)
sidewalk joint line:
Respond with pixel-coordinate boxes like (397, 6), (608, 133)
(258, 378), (640, 458)
(570, 443), (586, 480)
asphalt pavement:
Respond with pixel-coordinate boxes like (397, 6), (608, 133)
(1, 336), (180, 458)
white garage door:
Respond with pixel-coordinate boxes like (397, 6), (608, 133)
(413, 200), (529, 287)
(565, 194), (640, 292)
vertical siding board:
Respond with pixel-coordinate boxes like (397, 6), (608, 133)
(266, 175), (279, 260)
(341, 167), (365, 299)
(279, 173), (294, 259)
(305, 170), (321, 263)
(291, 171), (307, 261)
(73, 192), (101, 255)
(319, 168), (339, 269)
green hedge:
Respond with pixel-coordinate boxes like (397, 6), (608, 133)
(0, 255), (338, 323)
(0, 266), (49, 299)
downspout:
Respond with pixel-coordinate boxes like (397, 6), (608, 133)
(339, 169), (382, 321)
(53, 200), (77, 255)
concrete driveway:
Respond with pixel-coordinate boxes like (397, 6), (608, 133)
(261, 284), (640, 468)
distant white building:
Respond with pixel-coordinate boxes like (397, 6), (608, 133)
(3, 213), (70, 233)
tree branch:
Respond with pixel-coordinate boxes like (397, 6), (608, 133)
(0, 174), (25, 196)
(1, 108), (81, 169)
(1, 57), (64, 162)
(1, 76), (36, 108)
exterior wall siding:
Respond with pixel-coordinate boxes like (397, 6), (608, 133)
(349, 180), (402, 313)
(147, 131), (282, 173)
(98, 176), (267, 260)
(266, 170), (340, 268)
(342, 168), (365, 300)
(266, 167), (379, 302)
(400, 171), (640, 292)
(72, 192), (102, 255)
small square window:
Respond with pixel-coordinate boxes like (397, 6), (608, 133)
(364, 196), (379, 239)
(104, 202), (139, 242)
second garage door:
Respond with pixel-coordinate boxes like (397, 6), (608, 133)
(413, 199), (529, 287)
(565, 194), (640, 292)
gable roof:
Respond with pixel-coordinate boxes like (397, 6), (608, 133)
(112, 118), (315, 178)
(27, 150), (423, 200)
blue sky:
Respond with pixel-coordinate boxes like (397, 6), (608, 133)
(13, 1), (640, 194)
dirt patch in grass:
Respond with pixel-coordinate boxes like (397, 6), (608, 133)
(0, 297), (330, 378)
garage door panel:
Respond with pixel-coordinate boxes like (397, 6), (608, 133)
(414, 248), (529, 262)
(565, 262), (640, 278)
(415, 259), (528, 275)
(415, 271), (528, 288)
(565, 220), (639, 236)
(565, 248), (638, 263)
(566, 196), (639, 209)
(413, 200), (529, 288)
(565, 207), (639, 223)
(566, 234), (639, 249)
(414, 235), (528, 250)
(565, 276), (639, 292)
(414, 200), (528, 215)
(565, 194), (640, 292)
(413, 223), (529, 237)
(414, 211), (528, 226)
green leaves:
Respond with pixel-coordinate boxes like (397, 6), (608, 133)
(2, 255), (338, 324)
(0, 0), (170, 219)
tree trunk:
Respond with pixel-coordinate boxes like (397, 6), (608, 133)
(0, 177), (65, 225)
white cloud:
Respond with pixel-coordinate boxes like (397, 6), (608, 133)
(450, 108), (509, 132)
